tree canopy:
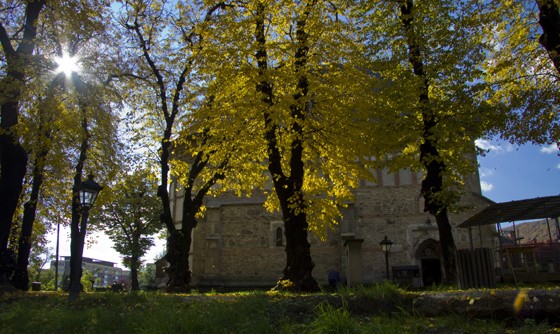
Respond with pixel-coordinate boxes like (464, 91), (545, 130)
(97, 169), (162, 291)
(0, 0), (558, 292)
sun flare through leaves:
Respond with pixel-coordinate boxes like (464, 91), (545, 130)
(55, 53), (80, 76)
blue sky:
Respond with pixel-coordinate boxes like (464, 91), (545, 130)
(476, 139), (560, 203)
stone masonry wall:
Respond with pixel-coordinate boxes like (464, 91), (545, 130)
(169, 162), (495, 288)
(188, 183), (495, 287)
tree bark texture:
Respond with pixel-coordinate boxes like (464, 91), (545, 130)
(69, 208), (88, 301)
(400, 0), (457, 284)
(11, 145), (49, 290)
(11, 74), (62, 291)
(165, 225), (191, 292)
(129, 232), (141, 291)
(0, 0), (45, 287)
(68, 117), (89, 301)
(537, 0), (560, 74)
(129, 18), (188, 292)
(254, 2), (319, 292)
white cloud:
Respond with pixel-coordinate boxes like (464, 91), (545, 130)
(540, 143), (559, 154)
(480, 181), (494, 192)
(479, 167), (494, 178)
(557, 163), (560, 170)
(475, 139), (514, 153)
(475, 139), (496, 151)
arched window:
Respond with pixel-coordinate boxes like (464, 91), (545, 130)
(275, 227), (283, 247)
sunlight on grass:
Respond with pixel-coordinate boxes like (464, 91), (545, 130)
(0, 289), (557, 333)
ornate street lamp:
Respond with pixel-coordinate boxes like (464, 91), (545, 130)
(380, 235), (393, 280)
(79, 174), (103, 208)
(68, 173), (102, 300)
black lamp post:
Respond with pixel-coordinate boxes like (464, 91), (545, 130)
(77, 174), (103, 254)
(380, 235), (393, 280)
(69, 173), (102, 300)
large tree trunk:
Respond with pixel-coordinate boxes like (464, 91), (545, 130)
(68, 118), (89, 301)
(400, 0), (457, 284)
(0, 135), (27, 286)
(281, 199), (318, 291)
(157, 129), (189, 293)
(165, 139), (224, 293)
(68, 208), (87, 300)
(129, 235), (141, 291)
(12, 75), (63, 290)
(0, 0), (45, 287)
(537, 0), (560, 74)
(164, 227), (191, 292)
(167, 193), (200, 292)
(11, 148), (47, 290)
(254, 2), (319, 292)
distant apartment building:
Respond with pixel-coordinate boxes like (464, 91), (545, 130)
(51, 256), (127, 288)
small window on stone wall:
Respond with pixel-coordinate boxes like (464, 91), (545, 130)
(276, 227), (283, 247)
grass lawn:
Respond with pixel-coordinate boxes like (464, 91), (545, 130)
(1, 284), (559, 333)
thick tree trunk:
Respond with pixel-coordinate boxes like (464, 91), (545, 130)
(11, 197), (39, 291)
(130, 264), (139, 291)
(0, 136), (27, 286)
(0, 0), (45, 287)
(281, 204), (318, 291)
(419, 133), (457, 284)
(400, 0), (457, 284)
(157, 123), (184, 292)
(166, 194), (199, 293)
(537, 0), (560, 74)
(254, 2), (319, 292)
(12, 143), (49, 290)
(128, 231), (142, 291)
(434, 209), (457, 283)
(164, 227), (191, 292)
(68, 117), (89, 301)
(158, 130), (192, 292)
(69, 208), (87, 301)
(129, 245), (140, 291)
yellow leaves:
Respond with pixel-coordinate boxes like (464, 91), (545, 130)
(513, 289), (528, 314)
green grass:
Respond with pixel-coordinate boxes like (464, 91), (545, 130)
(0, 287), (557, 334)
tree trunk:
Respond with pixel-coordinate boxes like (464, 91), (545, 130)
(128, 230), (142, 291)
(0, 136), (27, 286)
(280, 201), (318, 291)
(157, 124), (182, 292)
(164, 228), (191, 292)
(69, 208), (87, 301)
(165, 195), (196, 292)
(129, 246), (140, 291)
(158, 133), (191, 292)
(0, 0), (45, 287)
(400, 0), (457, 284)
(433, 209), (457, 283)
(11, 142), (49, 290)
(254, 2), (319, 292)
(537, 0), (560, 74)
(68, 117), (89, 301)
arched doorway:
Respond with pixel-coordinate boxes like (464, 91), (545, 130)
(415, 239), (442, 287)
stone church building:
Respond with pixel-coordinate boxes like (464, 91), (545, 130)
(169, 165), (495, 289)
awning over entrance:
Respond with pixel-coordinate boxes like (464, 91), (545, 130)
(458, 195), (560, 228)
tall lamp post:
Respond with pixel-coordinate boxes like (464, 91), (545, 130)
(69, 174), (102, 300)
(54, 218), (60, 291)
(380, 235), (393, 280)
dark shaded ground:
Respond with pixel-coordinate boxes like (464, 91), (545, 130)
(180, 288), (560, 326)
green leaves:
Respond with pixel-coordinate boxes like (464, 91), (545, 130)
(96, 169), (163, 270)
